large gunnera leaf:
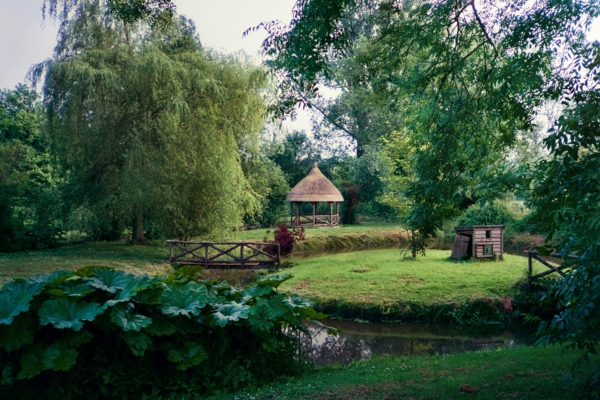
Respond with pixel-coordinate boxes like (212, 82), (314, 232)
(212, 301), (251, 327)
(159, 282), (209, 318)
(0, 313), (36, 352)
(283, 294), (313, 310)
(251, 274), (294, 289)
(67, 329), (94, 347)
(84, 269), (133, 293)
(18, 342), (47, 379)
(106, 275), (155, 307)
(43, 340), (78, 372)
(0, 290), (34, 325)
(62, 282), (96, 297)
(74, 265), (112, 278)
(38, 297), (105, 331)
(241, 285), (272, 303)
(121, 331), (152, 356)
(110, 305), (152, 331)
(27, 270), (73, 290)
(167, 342), (208, 370)
(142, 315), (177, 336)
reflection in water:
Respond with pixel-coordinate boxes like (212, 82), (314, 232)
(301, 319), (535, 366)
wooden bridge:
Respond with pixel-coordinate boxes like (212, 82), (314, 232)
(524, 250), (578, 282)
(168, 241), (280, 269)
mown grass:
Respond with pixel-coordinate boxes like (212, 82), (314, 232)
(208, 346), (595, 400)
(278, 249), (548, 305)
(0, 242), (172, 285)
(0, 223), (407, 285)
(269, 249), (555, 321)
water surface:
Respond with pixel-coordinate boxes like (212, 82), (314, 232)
(302, 319), (536, 366)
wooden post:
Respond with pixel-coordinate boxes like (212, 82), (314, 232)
(290, 202), (293, 227)
(240, 244), (245, 270)
(312, 202), (316, 227)
(204, 244), (208, 270)
(336, 202), (339, 225)
(169, 242), (173, 263)
(501, 227), (504, 260)
(528, 251), (533, 279)
(277, 244), (281, 266)
(296, 202), (300, 227)
(329, 202), (333, 227)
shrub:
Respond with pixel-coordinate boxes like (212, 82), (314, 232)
(0, 266), (333, 399)
(272, 224), (305, 256)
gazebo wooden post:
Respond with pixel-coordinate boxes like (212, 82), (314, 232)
(312, 202), (316, 227)
(290, 202), (293, 227)
(336, 202), (339, 223)
(296, 202), (300, 227)
(329, 202), (333, 227)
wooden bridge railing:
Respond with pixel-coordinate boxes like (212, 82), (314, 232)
(168, 241), (280, 270)
(524, 250), (578, 282)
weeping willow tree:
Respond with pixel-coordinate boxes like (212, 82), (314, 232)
(32, 2), (267, 240)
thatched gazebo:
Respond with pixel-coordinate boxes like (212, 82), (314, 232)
(286, 163), (344, 228)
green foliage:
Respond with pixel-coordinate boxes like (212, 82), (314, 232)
(0, 266), (332, 398)
(0, 85), (60, 252)
(33, 3), (268, 241)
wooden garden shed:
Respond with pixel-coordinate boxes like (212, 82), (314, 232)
(451, 225), (504, 260)
(286, 163), (344, 228)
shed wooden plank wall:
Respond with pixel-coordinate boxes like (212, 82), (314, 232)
(474, 227), (503, 258)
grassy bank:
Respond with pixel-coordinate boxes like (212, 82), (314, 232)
(271, 249), (552, 322)
(0, 223), (407, 285)
(209, 346), (596, 400)
(238, 222), (407, 254)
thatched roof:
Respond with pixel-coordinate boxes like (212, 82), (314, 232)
(286, 163), (344, 202)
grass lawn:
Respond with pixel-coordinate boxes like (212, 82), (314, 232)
(236, 222), (405, 241)
(0, 222), (407, 286)
(209, 346), (595, 400)
(0, 242), (172, 285)
(275, 249), (552, 307)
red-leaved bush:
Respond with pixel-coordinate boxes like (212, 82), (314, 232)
(272, 224), (305, 256)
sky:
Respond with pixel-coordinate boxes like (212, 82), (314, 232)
(0, 0), (314, 133)
(1, 0), (600, 136)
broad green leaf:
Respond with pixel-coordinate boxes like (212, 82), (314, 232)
(282, 294), (313, 310)
(38, 297), (105, 331)
(266, 296), (290, 320)
(74, 266), (113, 278)
(18, 342), (47, 379)
(110, 306), (152, 331)
(142, 315), (177, 336)
(251, 274), (294, 289)
(159, 282), (209, 318)
(43, 340), (78, 371)
(176, 265), (204, 277)
(63, 283), (96, 297)
(1, 364), (13, 386)
(132, 287), (164, 304)
(28, 270), (73, 290)
(47, 289), (67, 297)
(0, 313), (36, 352)
(84, 269), (132, 293)
(167, 342), (208, 370)
(0, 290), (33, 325)
(241, 285), (272, 303)
(121, 331), (152, 356)
(67, 329), (94, 347)
(212, 301), (251, 327)
(247, 315), (273, 332)
(2, 280), (45, 296)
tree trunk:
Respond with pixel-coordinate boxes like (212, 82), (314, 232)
(132, 211), (144, 241)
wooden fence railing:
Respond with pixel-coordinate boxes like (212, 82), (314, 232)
(524, 250), (578, 282)
(167, 241), (280, 270)
(291, 213), (339, 227)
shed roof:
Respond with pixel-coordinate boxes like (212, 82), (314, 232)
(455, 225), (505, 231)
(286, 163), (344, 202)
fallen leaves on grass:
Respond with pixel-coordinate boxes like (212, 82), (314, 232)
(459, 384), (477, 394)
(496, 392), (522, 398)
(316, 382), (403, 399)
(500, 374), (514, 380)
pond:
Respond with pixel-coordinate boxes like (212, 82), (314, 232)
(301, 319), (537, 366)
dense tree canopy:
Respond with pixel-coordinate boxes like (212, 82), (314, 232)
(33, 3), (269, 240)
